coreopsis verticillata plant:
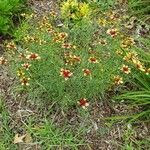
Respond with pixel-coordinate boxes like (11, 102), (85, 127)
(10, 2), (149, 109)
(60, 68), (73, 80)
(121, 64), (131, 74)
(0, 57), (8, 65)
(78, 98), (89, 109)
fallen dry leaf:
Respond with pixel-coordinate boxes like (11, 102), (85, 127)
(13, 133), (26, 144)
(24, 132), (33, 143)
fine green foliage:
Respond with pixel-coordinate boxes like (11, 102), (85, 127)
(7, 0), (149, 109)
(0, 0), (27, 34)
(128, 0), (150, 17)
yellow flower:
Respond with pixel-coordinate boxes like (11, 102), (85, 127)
(79, 3), (91, 18)
(61, 0), (91, 20)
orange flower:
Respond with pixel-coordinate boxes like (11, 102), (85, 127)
(60, 68), (73, 80)
(107, 28), (118, 37)
(20, 77), (30, 86)
(0, 57), (7, 65)
(121, 64), (131, 74)
(82, 69), (91, 76)
(26, 53), (41, 60)
(78, 98), (89, 109)
(114, 75), (123, 85)
(22, 63), (31, 70)
(88, 57), (98, 63)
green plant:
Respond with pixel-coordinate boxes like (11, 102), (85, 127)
(8, 1), (149, 109)
(0, 0), (27, 34)
(26, 120), (86, 150)
(128, 0), (150, 18)
(0, 98), (17, 149)
(115, 72), (150, 122)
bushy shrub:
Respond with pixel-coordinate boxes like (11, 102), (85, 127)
(0, 0), (27, 34)
(6, 1), (149, 109)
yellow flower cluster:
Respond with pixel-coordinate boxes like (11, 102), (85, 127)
(61, 0), (91, 20)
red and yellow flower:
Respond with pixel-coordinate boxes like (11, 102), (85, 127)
(20, 77), (30, 86)
(98, 39), (107, 45)
(26, 53), (41, 60)
(6, 42), (17, 50)
(22, 63), (31, 70)
(114, 75), (123, 85)
(0, 57), (7, 65)
(60, 68), (73, 80)
(88, 57), (98, 63)
(58, 32), (68, 39)
(78, 98), (89, 109)
(82, 69), (91, 76)
(121, 64), (131, 74)
(106, 28), (118, 37)
(62, 43), (72, 49)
